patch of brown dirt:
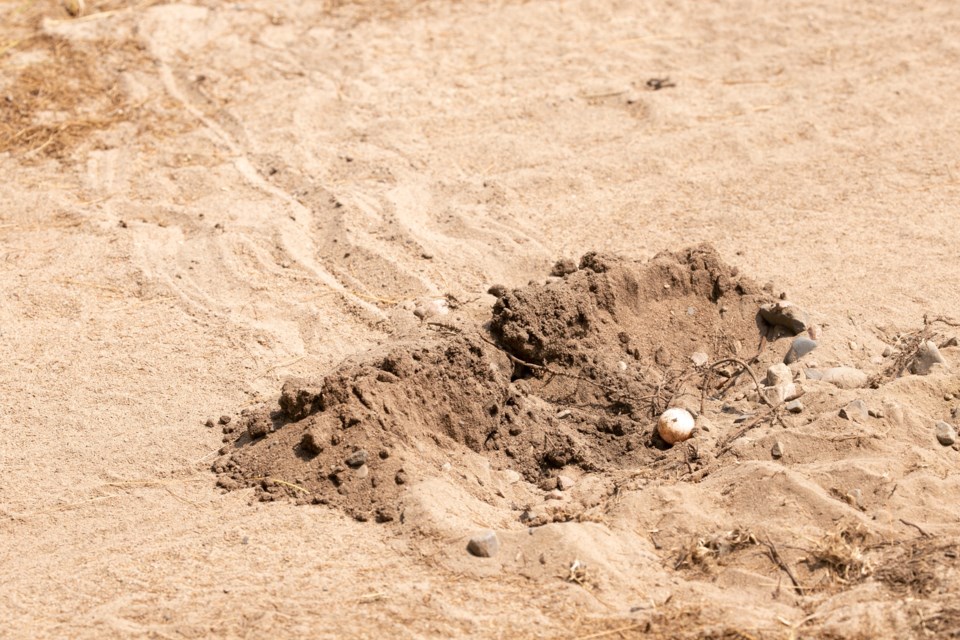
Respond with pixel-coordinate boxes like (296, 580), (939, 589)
(214, 244), (777, 522)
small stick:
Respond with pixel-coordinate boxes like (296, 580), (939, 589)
(899, 518), (931, 538)
(708, 357), (771, 407)
(574, 623), (647, 640)
(765, 537), (805, 595)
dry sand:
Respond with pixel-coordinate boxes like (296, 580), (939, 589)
(2, 0), (960, 637)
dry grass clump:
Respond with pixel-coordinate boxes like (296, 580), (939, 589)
(875, 538), (959, 597)
(802, 523), (873, 586)
(674, 529), (759, 571)
(1, 35), (136, 158)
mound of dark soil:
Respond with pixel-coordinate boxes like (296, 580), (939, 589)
(213, 244), (775, 522)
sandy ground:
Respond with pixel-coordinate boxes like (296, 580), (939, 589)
(2, 0), (960, 637)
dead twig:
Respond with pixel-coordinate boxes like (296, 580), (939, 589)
(765, 537), (805, 595)
(900, 518), (932, 538)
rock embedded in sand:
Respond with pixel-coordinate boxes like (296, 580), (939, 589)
(771, 440), (785, 459)
(911, 340), (947, 375)
(785, 399), (804, 413)
(466, 531), (500, 558)
(936, 421), (957, 446)
(691, 351), (709, 367)
(759, 301), (809, 335)
(784, 336), (818, 364)
(819, 367), (868, 389)
(345, 449), (369, 468)
(557, 475), (575, 491)
(839, 399), (869, 422)
(766, 363), (792, 387)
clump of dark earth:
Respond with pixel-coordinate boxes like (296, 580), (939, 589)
(213, 244), (777, 522)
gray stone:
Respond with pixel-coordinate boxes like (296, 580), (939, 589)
(759, 301), (810, 335)
(467, 530), (500, 558)
(821, 367), (869, 389)
(911, 341), (947, 375)
(771, 440), (785, 459)
(936, 421), (957, 446)
(766, 363), (792, 387)
(839, 399), (869, 422)
(784, 336), (818, 364)
(785, 399), (804, 413)
(345, 449), (369, 468)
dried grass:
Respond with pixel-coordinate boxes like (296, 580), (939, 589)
(1, 8), (192, 161)
(802, 523), (873, 586)
(674, 529), (759, 571)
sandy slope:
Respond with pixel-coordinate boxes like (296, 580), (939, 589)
(2, 0), (960, 637)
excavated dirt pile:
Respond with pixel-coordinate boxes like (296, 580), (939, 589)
(213, 244), (777, 521)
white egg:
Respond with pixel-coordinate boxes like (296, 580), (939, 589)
(657, 408), (695, 445)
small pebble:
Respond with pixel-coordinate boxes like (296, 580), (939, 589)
(466, 530), (500, 558)
(849, 341), (858, 351)
(556, 409), (572, 419)
(557, 475), (575, 491)
(936, 421), (957, 447)
(544, 489), (565, 501)
(785, 399), (804, 413)
(771, 440), (785, 459)
(219, 415), (232, 425)
(345, 449), (368, 468)
(205, 418), (215, 428)
(784, 336), (818, 364)
(839, 399), (869, 422)
(691, 352), (709, 367)
(868, 407), (885, 419)
(441, 462), (452, 472)
(882, 345), (893, 357)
